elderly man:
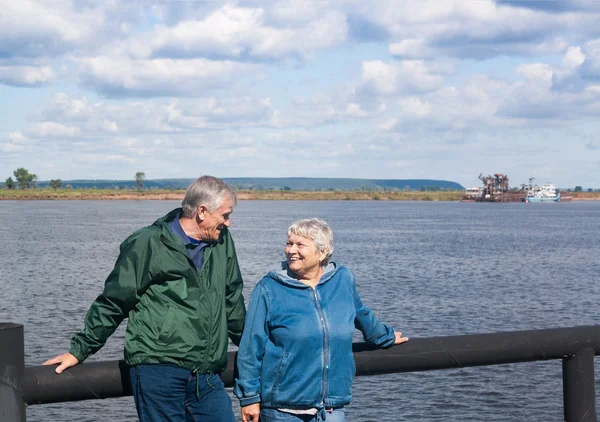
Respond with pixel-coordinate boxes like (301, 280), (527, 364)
(44, 175), (246, 422)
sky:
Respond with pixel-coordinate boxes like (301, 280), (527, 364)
(1, 0), (600, 189)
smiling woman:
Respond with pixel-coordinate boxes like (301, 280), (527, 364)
(284, 218), (334, 287)
(234, 217), (408, 422)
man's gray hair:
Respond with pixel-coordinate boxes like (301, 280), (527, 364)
(288, 218), (334, 267)
(181, 175), (237, 218)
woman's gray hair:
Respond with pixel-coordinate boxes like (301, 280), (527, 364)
(181, 175), (237, 218)
(288, 218), (334, 267)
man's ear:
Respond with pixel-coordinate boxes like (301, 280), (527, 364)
(197, 205), (207, 221)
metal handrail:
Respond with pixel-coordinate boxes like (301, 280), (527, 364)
(2, 324), (598, 422)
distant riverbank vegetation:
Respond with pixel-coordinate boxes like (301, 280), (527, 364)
(2, 188), (599, 201)
(0, 188), (466, 201)
(3, 168), (598, 201)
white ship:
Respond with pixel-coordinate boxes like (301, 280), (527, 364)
(524, 182), (560, 202)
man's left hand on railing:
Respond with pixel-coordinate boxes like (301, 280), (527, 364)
(43, 352), (79, 374)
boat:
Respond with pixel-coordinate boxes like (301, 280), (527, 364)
(473, 173), (527, 202)
(464, 174), (565, 203)
(523, 182), (561, 202)
(461, 186), (483, 202)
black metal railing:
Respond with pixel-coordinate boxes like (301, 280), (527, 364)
(1, 323), (597, 422)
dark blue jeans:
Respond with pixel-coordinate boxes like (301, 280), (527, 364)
(130, 364), (235, 422)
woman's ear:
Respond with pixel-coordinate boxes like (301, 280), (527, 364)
(319, 249), (328, 264)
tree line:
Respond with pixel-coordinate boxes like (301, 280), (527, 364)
(3, 168), (146, 191)
(4, 168), (40, 190)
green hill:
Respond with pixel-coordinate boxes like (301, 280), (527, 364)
(29, 177), (463, 191)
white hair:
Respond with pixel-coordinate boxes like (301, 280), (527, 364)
(181, 175), (237, 218)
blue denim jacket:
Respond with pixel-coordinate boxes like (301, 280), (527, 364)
(234, 262), (396, 410)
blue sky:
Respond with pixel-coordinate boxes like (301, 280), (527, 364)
(1, 0), (600, 189)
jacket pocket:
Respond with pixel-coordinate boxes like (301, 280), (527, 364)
(272, 351), (290, 391)
(158, 307), (175, 344)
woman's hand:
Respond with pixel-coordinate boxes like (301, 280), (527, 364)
(43, 352), (79, 374)
(241, 403), (260, 422)
(394, 331), (409, 345)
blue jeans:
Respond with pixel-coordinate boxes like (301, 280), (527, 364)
(129, 364), (235, 422)
(260, 408), (345, 422)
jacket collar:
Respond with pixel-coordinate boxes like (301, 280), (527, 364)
(268, 262), (338, 289)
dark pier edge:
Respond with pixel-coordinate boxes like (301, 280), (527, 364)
(0, 323), (26, 422)
(2, 323), (598, 422)
(563, 348), (596, 422)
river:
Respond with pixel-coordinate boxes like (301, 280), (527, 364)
(1, 200), (599, 421)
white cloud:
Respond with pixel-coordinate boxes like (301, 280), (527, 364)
(75, 153), (135, 164)
(0, 65), (55, 87)
(580, 39), (600, 79)
(517, 63), (553, 88)
(377, 118), (398, 132)
(27, 122), (81, 138)
(562, 46), (586, 68)
(388, 39), (434, 59)
(32, 94), (275, 136)
(0, 132), (29, 154)
(399, 97), (432, 118)
(345, 0), (585, 60)
(145, 4), (348, 61)
(0, 0), (81, 57)
(494, 46), (600, 119)
(0, 0), (144, 59)
(345, 103), (368, 118)
(0, 143), (24, 153)
(9, 132), (28, 144)
(119, 138), (138, 148)
(359, 60), (445, 96)
(77, 56), (259, 97)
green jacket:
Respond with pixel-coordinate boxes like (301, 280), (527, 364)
(69, 208), (246, 373)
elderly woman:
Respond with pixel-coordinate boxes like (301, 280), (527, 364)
(234, 218), (408, 422)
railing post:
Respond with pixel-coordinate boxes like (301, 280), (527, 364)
(563, 348), (596, 422)
(0, 323), (26, 422)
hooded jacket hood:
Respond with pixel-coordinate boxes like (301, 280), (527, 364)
(267, 261), (339, 289)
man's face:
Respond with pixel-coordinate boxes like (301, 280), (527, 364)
(197, 196), (234, 242)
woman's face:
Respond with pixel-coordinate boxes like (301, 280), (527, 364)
(285, 233), (326, 277)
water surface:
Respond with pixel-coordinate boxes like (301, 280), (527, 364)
(1, 200), (599, 421)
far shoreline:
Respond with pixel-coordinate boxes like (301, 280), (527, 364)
(1, 189), (599, 201)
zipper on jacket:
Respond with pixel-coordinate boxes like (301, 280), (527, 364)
(176, 238), (213, 374)
(200, 247), (213, 373)
(161, 217), (217, 374)
(311, 287), (329, 406)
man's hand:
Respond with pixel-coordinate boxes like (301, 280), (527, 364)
(394, 331), (409, 345)
(43, 352), (79, 374)
(241, 403), (260, 422)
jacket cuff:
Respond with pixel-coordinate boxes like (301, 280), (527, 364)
(68, 340), (88, 363)
(234, 377), (261, 404)
(378, 325), (396, 348)
(239, 395), (261, 407)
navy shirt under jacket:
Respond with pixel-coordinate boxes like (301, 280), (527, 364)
(167, 213), (209, 273)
